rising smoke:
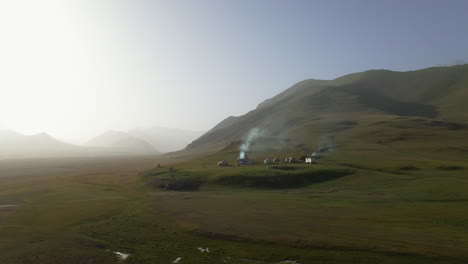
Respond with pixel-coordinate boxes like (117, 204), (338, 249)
(312, 134), (336, 156)
(239, 128), (263, 159)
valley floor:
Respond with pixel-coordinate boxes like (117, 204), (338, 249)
(0, 155), (467, 264)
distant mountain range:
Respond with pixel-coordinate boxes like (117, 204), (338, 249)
(129, 126), (205, 153)
(0, 129), (101, 159)
(85, 130), (158, 154)
(4, 64), (468, 160)
(87, 127), (204, 154)
(0, 126), (205, 160)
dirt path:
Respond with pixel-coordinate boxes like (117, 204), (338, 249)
(0, 204), (20, 208)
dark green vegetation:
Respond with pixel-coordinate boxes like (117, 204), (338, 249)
(1, 65), (468, 263)
(144, 166), (353, 189)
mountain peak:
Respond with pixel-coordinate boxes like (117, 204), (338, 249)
(87, 130), (158, 154)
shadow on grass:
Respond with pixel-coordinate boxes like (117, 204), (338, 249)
(215, 169), (354, 189)
(142, 169), (204, 191)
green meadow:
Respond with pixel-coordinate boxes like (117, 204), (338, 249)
(2, 65), (468, 263)
(1, 113), (467, 264)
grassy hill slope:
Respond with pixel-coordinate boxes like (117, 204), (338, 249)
(180, 64), (468, 157)
(138, 64), (468, 263)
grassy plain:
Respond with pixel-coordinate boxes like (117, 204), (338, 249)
(145, 115), (468, 263)
(0, 115), (468, 264)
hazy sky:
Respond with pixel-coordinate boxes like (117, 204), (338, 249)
(1, 0), (467, 141)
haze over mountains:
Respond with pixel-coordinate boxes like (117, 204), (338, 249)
(0, 126), (205, 159)
(85, 130), (158, 154)
(0, 129), (96, 159)
(129, 126), (205, 153)
(2, 64), (467, 160)
(87, 127), (204, 153)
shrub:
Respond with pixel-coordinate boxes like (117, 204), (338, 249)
(399, 165), (419, 171)
(438, 165), (464, 171)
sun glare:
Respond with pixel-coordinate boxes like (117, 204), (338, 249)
(0, 1), (129, 138)
(0, 2), (81, 133)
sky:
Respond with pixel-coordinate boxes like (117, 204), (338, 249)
(0, 0), (467, 141)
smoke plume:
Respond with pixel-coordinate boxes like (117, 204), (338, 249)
(312, 134), (336, 156)
(239, 128), (263, 159)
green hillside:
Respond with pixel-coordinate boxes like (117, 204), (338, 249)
(181, 64), (468, 157)
(1, 65), (467, 264)
(136, 64), (468, 263)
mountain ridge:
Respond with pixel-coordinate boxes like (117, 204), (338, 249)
(180, 64), (468, 157)
(129, 126), (205, 153)
(86, 130), (158, 154)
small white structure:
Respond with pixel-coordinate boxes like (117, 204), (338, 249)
(114, 252), (130, 260)
(197, 247), (210, 252)
(217, 160), (229, 167)
(305, 157), (312, 164)
(264, 158), (273, 164)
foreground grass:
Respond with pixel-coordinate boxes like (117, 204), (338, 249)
(0, 139), (467, 264)
(141, 116), (468, 263)
(1, 157), (454, 264)
(147, 167), (468, 260)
